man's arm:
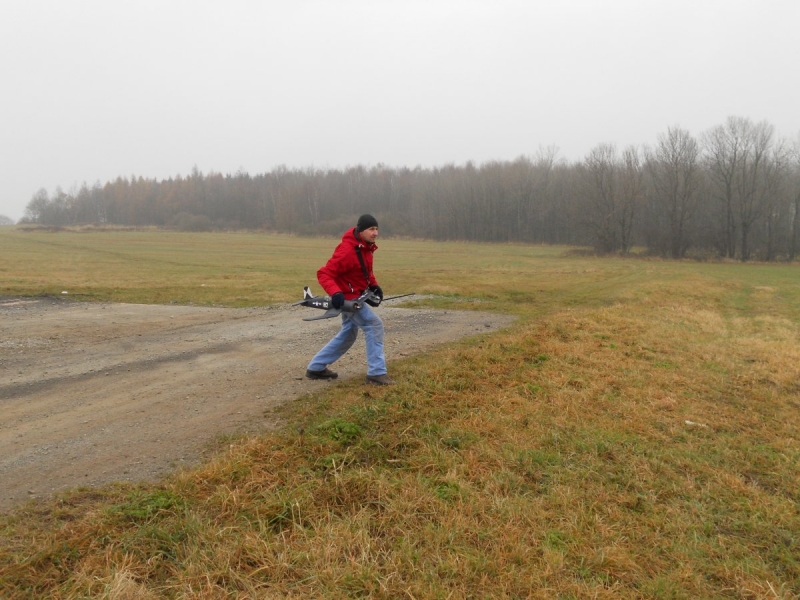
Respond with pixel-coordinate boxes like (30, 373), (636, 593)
(317, 242), (350, 296)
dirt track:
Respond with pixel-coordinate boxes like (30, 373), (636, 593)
(0, 297), (512, 512)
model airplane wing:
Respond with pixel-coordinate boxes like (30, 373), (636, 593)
(302, 308), (342, 321)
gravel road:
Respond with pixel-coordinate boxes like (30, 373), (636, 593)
(0, 296), (512, 511)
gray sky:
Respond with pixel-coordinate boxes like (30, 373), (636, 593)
(2, 0), (798, 222)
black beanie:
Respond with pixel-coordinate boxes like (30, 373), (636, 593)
(357, 214), (378, 232)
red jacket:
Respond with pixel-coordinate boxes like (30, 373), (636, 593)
(317, 227), (379, 300)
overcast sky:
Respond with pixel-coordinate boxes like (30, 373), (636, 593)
(1, 0), (798, 222)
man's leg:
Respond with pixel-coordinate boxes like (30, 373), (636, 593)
(351, 304), (386, 377)
(307, 315), (359, 372)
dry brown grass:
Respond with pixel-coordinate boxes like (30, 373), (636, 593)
(1, 235), (799, 598)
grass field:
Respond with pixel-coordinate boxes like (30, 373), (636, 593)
(1, 227), (799, 598)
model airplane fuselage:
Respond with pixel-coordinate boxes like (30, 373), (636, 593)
(292, 286), (376, 321)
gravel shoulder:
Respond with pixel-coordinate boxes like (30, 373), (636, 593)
(0, 296), (513, 512)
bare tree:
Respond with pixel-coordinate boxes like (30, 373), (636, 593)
(645, 126), (703, 258)
(740, 122), (785, 260)
(581, 143), (642, 253)
(703, 118), (743, 257)
(582, 144), (619, 253)
(790, 135), (800, 260)
(702, 116), (782, 261)
(618, 146), (644, 253)
(527, 146), (561, 243)
(761, 139), (791, 261)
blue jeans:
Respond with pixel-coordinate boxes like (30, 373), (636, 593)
(307, 304), (387, 376)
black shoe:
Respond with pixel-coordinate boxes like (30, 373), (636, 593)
(306, 368), (338, 380)
(365, 374), (394, 386)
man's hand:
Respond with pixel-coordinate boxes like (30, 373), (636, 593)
(366, 285), (383, 307)
(331, 292), (345, 309)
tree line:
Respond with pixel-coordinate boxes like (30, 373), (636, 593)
(22, 116), (800, 261)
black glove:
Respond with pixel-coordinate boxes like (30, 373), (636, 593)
(331, 292), (345, 309)
(366, 285), (383, 307)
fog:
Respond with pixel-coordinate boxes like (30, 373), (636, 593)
(1, 0), (798, 223)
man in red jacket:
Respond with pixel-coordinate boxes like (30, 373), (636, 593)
(305, 214), (393, 385)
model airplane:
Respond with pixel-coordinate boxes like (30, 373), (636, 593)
(293, 287), (414, 321)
